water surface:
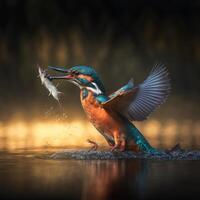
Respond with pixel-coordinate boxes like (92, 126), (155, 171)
(0, 151), (199, 200)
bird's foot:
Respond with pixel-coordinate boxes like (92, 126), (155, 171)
(110, 144), (120, 152)
(87, 139), (98, 151)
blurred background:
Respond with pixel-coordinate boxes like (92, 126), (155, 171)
(0, 0), (199, 150)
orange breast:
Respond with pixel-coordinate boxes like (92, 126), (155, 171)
(80, 91), (125, 135)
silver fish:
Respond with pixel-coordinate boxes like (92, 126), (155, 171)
(38, 66), (61, 102)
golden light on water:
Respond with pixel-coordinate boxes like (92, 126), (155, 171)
(0, 119), (107, 151)
(0, 118), (199, 151)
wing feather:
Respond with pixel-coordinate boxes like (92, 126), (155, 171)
(102, 64), (170, 121)
(127, 64), (170, 120)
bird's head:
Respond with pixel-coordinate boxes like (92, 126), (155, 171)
(48, 65), (105, 95)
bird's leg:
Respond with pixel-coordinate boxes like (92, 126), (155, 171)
(87, 139), (98, 151)
(110, 131), (120, 152)
(119, 135), (126, 151)
(111, 144), (120, 152)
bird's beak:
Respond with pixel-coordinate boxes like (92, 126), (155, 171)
(47, 66), (73, 80)
(48, 66), (69, 73)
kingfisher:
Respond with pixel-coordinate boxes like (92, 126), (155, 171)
(46, 64), (170, 153)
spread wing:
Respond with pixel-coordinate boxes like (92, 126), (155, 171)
(102, 79), (139, 112)
(102, 64), (170, 121)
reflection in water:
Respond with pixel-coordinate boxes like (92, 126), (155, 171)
(81, 160), (147, 200)
(0, 153), (147, 200)
(0, 152), (200, 200)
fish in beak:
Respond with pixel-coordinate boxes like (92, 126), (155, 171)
(38, 66), (62, 102)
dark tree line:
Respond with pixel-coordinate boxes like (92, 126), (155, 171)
(0, 0), (200, 117)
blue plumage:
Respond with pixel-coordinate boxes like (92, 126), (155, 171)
(69, 66), (106, 93)
(48, 63), (170, 153)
